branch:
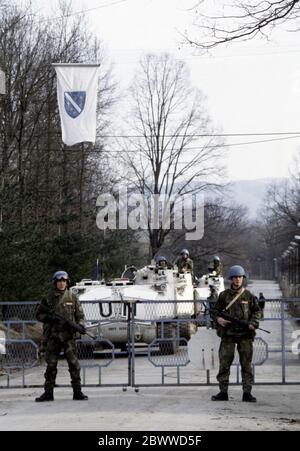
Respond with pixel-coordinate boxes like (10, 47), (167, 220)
(184, 0), (300, 50)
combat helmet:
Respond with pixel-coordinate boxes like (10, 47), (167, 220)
(180, 249), (189, 257)
(52, 270), (70, 284)
(228, 265), (246, 279)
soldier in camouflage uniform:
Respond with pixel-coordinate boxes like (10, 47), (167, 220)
(35, 271), (88, 402)
(208, 255), (223, 276)
(211, 265), (261, 402)
(175, 249), (194, 273)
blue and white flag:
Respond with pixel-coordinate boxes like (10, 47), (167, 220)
(53, 63), (99, 146)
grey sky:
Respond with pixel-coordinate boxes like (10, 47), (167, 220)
(16, 0), (300, 180)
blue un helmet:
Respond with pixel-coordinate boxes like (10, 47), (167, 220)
(157, 256), (167, 265)
(228, 265), (246, 280)
(52, 270), (70, 284)
(213, 255), (220, 262)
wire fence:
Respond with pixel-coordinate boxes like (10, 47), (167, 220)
(0, 299), (299, 388)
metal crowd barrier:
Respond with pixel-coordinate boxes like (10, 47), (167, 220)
(0, 299), (299, 388)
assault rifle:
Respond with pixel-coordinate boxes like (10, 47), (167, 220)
(39, 304), (95, 339)
(216, 310), (270, 334)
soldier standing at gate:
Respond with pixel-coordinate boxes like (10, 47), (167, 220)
(211, 265), (261, 402)
(35, 271), (88, 402)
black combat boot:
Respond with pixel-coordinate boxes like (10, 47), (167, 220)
(242, 392), (256, 402)
(35, 390), (54, 402)
(211, 391), (228, 401)
(73, 388), (88, 400)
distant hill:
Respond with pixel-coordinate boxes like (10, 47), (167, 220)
(228, 178), (285, 220)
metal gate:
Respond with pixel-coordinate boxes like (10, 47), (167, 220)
(0, 299), (299, 388)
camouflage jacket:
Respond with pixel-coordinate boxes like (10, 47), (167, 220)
(208, 262), (223, 276)
(213, 287), (261, 338)
(36, 288), (85, 341)
(175, 257), (194, 273)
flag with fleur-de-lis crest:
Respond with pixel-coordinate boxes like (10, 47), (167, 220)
(53, 64), (99, 146)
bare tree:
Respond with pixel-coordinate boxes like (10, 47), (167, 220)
(262, 150), (300, 233)
(250, 151), (300, 286)
(184, 0), (300, 50)
(119, 54), (226, 257)
(0, 1), (130, 299)
(188, 199), (251, 275)
(0, 1), (116, 235)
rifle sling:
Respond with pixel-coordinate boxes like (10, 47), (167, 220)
(224, 288), (245, 312)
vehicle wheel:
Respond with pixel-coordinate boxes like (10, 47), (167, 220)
(156, 322), (178, 355)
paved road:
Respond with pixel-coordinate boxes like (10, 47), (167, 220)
(0, 385), (300, 431)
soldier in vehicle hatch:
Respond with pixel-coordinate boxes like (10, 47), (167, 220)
(174, 249), (193, 273)
(208, 255), (223, 276)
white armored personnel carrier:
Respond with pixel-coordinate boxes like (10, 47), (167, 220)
(70, 263), (225, 352)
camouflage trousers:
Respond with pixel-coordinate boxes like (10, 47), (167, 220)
(44, 337), (81, 391)
(216, 336), (254, 393)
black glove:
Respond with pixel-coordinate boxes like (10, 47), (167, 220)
(45, 314), (59, 324)
(46, 314), (65, 328)
(77, 324), (86, 335)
